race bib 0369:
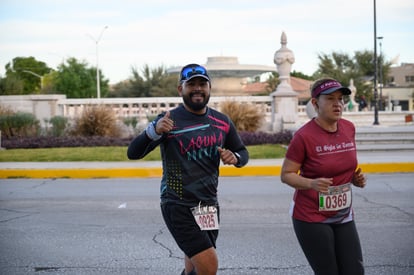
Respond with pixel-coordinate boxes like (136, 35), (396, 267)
(319, 183), (352, 211)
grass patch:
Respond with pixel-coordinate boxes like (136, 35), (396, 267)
(0, 144), (286, 162)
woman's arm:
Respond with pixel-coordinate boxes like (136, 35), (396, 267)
(280, 158), (332, 193)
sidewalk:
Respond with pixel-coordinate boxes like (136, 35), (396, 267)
(0, 151), (413, 179)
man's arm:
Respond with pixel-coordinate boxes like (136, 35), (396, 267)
(223, 120), (249, 168)
(127, 130), (162, 160)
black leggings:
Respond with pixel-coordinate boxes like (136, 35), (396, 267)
(292, 218), (364, 275)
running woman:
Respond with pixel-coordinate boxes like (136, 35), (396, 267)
(280, 78), (366, 275)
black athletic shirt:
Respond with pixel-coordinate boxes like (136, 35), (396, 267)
(127, 105), (249, 207)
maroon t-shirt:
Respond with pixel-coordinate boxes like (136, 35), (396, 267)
(285, 118), (357, 223)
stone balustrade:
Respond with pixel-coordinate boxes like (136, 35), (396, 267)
(1, 95), (412, 131)
(61, 96), (276, 121)
(58, 96), (410, 129)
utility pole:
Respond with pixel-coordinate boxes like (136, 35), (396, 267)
(377, 36), (384, 111)
(373, 0), (380, 125)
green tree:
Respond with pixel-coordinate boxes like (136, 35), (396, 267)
(291, 70), (314, 80)
(53, 57), (109, 98)
(130, 64), (177, 97)
(108, 64), (177, 97)
(108, 80), (132, 97)
(4, 56), (51, 94)
(41, 71), (59, 94)
(266, 71), (314, 94)
(265, 72), (279, 93)
(313, 50), (391, 102)
(129, 65), (151, 97)
(0, 74), (24, 95)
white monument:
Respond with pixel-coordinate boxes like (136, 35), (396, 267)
(347, 79), (359, 112)
(270, 32), (299, 132)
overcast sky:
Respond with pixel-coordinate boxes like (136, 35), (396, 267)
(1, 0), (413, 84)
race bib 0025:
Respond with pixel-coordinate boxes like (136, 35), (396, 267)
(191, 204), (219, 231)
(319, 183), (352, 211)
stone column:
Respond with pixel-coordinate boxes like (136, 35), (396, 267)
(347, 79), (359, 112)
(270, 32), (299, 132)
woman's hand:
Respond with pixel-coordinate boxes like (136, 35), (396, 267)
(352, 168), (366, 188)
(310, 178), (333, 193)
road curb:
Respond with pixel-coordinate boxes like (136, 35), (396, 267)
(1, 162), (413, 179)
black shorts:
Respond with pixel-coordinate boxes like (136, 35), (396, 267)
(161, 202), (219, 258)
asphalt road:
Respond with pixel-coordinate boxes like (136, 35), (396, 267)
(0, 174), (413, 275)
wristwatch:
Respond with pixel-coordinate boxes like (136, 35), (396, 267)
(234, 152), (241, 165)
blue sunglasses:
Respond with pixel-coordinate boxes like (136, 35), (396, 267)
(180, 65), (209, 81)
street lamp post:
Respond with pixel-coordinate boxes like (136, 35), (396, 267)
(22, 70), (44, 91)
(10, 60), (45, 91)
(377, 36), (384, 111)
(373, 0), (379, 125)
(88, 26), (108, 99)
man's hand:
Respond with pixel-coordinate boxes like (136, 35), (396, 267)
(217, 147), (238, 165)
(155, 111), (174, 134)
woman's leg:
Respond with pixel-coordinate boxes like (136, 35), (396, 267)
(333, 221), (364, 275)
(292, 218), (339, 275)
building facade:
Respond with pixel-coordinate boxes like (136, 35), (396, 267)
(388, 63), (414, 87)
(382, 63), (414, 111)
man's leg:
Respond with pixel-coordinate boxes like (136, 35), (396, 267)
(161, 203), (218, 275)
(183, 255), (195, 274)
(190, 247), (218, 275)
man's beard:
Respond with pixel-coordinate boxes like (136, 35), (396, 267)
(183, 92), (210, 111)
